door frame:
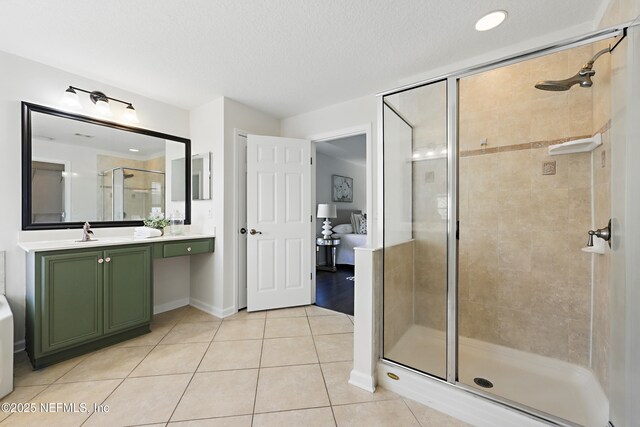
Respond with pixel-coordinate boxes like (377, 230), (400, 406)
(307, 124), (373, 303)
(32, 156), (72, 222)
(233, 128), (249, 312)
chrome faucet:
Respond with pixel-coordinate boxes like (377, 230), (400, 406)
(81, 222), (95, 242)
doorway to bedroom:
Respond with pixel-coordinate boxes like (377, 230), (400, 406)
(314, 134), (367, 316)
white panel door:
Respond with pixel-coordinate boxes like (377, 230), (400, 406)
(247, 135), (312, 311)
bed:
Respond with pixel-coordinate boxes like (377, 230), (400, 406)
(331, 209), (367, 265)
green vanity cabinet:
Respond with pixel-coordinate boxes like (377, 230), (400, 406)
(103, 246), (152, 334)
(40, 250), (105, 354)
(27, 244), (152, 368)
(24, 236), (214, 369)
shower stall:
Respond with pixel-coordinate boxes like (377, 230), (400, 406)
(381, 29), (624, 426)
(99, 167), (165, 221)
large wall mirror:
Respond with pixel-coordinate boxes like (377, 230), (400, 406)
(22, 102), (191, 230)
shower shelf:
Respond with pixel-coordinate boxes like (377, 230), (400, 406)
(581, 236), (606, 254)
(548, 133), (602, 156)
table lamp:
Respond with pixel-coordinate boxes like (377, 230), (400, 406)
(317, 204), (337, 239)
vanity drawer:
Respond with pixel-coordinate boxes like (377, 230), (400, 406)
(162, 239), (213, 258)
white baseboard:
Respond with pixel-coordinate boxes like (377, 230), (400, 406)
(189, 298), (236, 319)
(154, 298), (190, 315)
(349, 369), (376, 392)
(377, 362), (548, 427)
(13, 339), (25, 353)
(220, 306), (237, 318)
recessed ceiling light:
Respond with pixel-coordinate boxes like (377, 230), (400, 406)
(475, 10), (507, 31)
(129, 148), (140, 152)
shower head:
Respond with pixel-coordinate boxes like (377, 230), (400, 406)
(123, 173), (135, 179)
(535, 46), (609, 91)
(535, 70), (594, 91)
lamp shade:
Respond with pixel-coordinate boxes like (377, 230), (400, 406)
(123, 104), (139, 123)
(317, 204), (337, 218)
(61, 87), (81, 108)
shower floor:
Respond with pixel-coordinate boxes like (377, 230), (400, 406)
(386, 325), (608, 427)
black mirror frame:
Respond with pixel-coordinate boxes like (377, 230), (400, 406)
(22, 101), (191, 230)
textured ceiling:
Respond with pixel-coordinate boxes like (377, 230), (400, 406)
(0, 0), (605, 118)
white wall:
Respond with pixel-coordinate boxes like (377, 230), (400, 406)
(281, 95), (379, 246)
(315, 151), (366, 235)
(188, 97), (279, 316)
(0, 50), (190, 348)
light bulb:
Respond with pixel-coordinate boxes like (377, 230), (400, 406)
(123, 104), (139, 123)
(95, 99), (111, 116)
(61, 87), (81, 108)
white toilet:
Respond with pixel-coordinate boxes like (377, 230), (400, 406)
(0, 251), (14, 399)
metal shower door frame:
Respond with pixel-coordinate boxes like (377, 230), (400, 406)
(379, 22), (631, 427)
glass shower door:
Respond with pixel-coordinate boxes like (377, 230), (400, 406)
(382, 80), (449, 379)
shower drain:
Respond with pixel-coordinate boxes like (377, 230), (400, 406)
(473, 377), (494, 388)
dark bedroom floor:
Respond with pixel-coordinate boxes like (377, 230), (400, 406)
(315, 265), (355, 316)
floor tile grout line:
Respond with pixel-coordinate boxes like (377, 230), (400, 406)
(165, 315), (222, 424)
(78, 376), (128, 426)
(78, 321), (175, 427)
(307, 315), (338, 426)
(401, 397), (425, 426)
(250, 314), (268, 427)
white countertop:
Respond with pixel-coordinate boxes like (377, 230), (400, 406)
(18, 233), (215, 253)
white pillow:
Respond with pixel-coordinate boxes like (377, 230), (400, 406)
(332, 223), (353, 234)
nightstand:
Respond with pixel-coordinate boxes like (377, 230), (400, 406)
(316, 237), (341, 272)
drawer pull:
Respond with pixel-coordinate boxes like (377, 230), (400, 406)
(187, 247), (192, 252)
(98, 258), (104, 264)
(105, 257), (111, 263)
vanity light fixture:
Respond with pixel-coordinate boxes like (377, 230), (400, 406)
(475, 10), (507, 31)
(128, 148), (140, 152)
(61, 86), (140, 123)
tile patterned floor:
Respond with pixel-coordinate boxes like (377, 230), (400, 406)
(1, 305), (469, 426)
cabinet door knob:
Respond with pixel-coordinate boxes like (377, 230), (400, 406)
(98, 258), (104, 264)
(187, 247), (192, 252)
(105, 257), (111, 263)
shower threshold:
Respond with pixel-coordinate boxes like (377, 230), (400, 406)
(386, 325), (608, 426)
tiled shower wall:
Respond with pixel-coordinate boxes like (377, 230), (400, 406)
(457, 42), (611, 367)
(97, 154), (165, 220)
(458, 148), (592, 364)
(383, 241), (415, 353)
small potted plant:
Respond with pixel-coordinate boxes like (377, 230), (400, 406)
(143, 213), (171, 236)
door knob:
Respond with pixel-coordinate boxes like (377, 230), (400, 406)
(240, 228), (247, 234)
(249, 229), (262, 235)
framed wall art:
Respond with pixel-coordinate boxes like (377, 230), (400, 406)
(332, 175), (353, 202)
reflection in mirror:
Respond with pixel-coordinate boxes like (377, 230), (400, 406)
(23, 102), (191, 229)
(192, 152), (212, 200)
(171, 152), (212, 201)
